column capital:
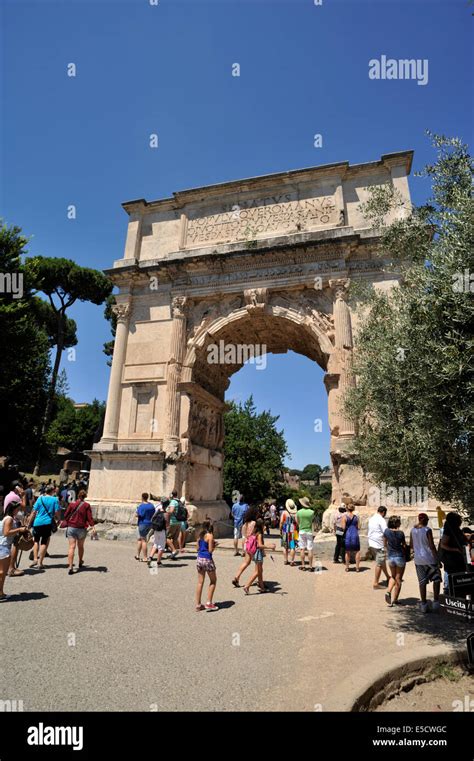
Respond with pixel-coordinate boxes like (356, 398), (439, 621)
(171, 295), (189, 318)
(328, 278), (351, 301)
(112, 302), (131, 322)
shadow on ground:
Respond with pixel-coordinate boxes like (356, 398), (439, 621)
(384, 599), (470, 646)
(2, 592), (48, 602)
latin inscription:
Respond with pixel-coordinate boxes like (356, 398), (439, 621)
(185, 193), (339, 246)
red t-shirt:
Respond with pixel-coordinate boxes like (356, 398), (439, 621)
(64, 500), (94, 529)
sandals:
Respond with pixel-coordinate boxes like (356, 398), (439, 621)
(195, 604), (205, 611)
(243, 587), (250, 595)
(231, 578), (240, 588)
(134, 556), (140, 561)
(299, 566), (307, 572)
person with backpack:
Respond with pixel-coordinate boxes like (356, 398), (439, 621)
(166, 490), (182, 560)
(135, 493), (155, 562)
(231, 506), (259, 587)
(62, 489), (96, 575)
(28, 485), (61, 569)
(148, 500), (169, 566)
(195, 520), (218, 611)
(243, 519), (276, 594)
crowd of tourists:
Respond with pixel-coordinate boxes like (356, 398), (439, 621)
(0, 477), (472, 616)
(0, 477), (96, 599)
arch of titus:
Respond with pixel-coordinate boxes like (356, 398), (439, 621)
(88, 151), (413, 532)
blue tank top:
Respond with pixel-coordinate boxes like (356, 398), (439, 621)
(197, 537), (212, 560)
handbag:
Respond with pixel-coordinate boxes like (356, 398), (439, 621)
(60, 501), (85, 530)
(41, 497), (58, 533)
(17, 530), (34, 552)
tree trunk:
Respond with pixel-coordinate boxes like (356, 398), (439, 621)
(33, 314), (65, 476)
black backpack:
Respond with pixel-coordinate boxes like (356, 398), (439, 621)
(151, 510), (166, 532)
(174, 500), (188, 522)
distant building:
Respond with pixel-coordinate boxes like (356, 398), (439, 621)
(319, 469), (333, 485)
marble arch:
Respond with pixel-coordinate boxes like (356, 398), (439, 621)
(88, 151), (413, 531)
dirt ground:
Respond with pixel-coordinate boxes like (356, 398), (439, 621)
(376, 668), (474, 712)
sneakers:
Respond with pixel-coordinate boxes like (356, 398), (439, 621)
(420, 602), (429, 613)
(204, 603), (218, 611)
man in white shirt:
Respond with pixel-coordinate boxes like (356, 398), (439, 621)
(367, 506), (389, 589)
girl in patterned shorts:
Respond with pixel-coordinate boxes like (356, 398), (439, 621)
(196, 521), (218, 611)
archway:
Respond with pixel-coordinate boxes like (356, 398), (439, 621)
(174, 287), (365, 531)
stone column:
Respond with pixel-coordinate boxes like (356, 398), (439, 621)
(163, 296), (188, 453)
(101, 301), (131, 442)
(330, 279), (356, 437)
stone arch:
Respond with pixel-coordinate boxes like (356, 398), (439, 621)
(175, 290), (363, 525)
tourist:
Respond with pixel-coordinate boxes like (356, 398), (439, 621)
(59, 483), (70, 512)
(243, 518), (276, 594)
(367, 506), (389, 588)
(468, 532), (474, 566)
(296, 497), (316, 572)
(0, 501), (29, 601)
(24, 480), (35, 515)
(263, 504), (272, 536)
(148, 500), (168, 567)
(166, 490), (181, 559)
(232, 506), (259, 587)
(279, 498), (299, 566)
(383, 516), (407, 606)
(195, 520), (218, 611)
(410, 513), (441, 613)
(28, 485), (61, 569)
(341, 502), (361, 572)
(269, 501), (277, 528)
(135, 492), (155, 562)
(177, 496), (189, 555)
(231, 495), (248, 556)
(439, 512), (467, 593)
(62, 489), (96, 575)
(4, 481), (26, 578)
(332, 505), (346, 564)
(69, 480), (77, 503)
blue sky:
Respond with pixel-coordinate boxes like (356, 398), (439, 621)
(2, 0), (472, 468)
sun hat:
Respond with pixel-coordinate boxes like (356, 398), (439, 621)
(298, 497), (311, 508)
(285, 499), (297, 514)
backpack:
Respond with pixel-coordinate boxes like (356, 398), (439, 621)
(151, 510), (166, 532)
(174, 500), (188, 522)
(245, 534), (258, 556)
